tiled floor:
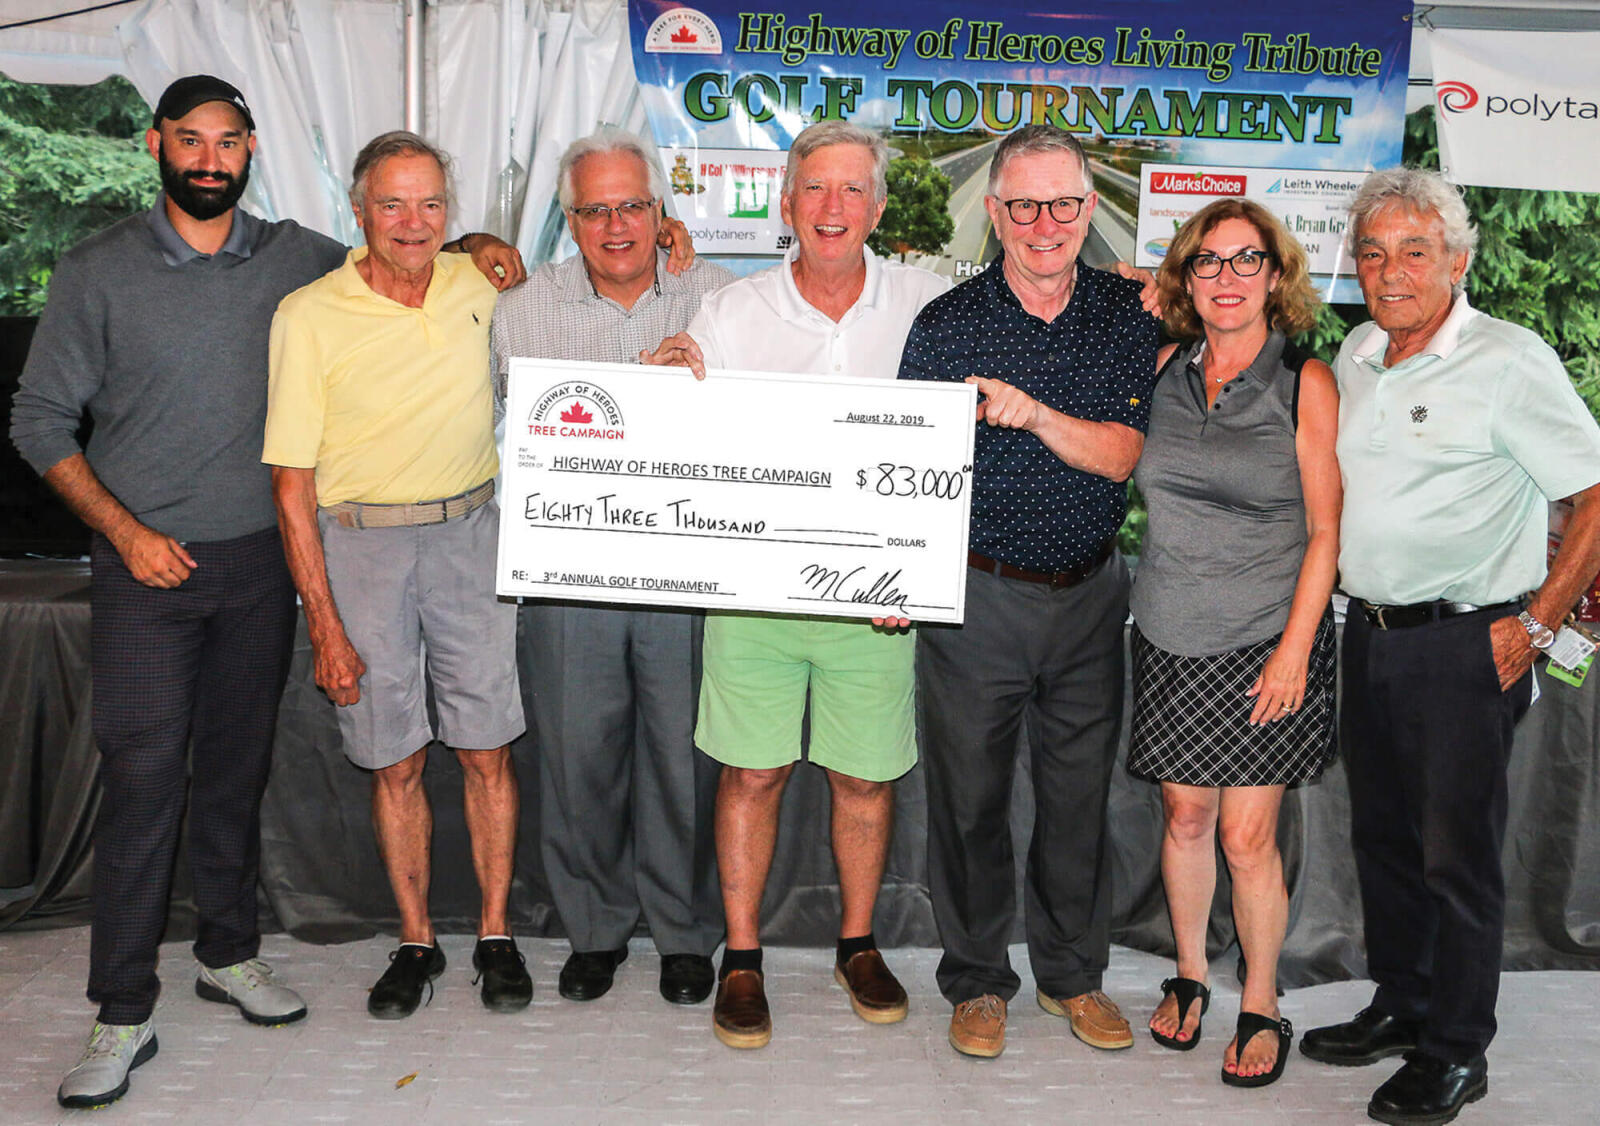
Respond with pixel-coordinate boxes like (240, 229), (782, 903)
(0, 928), (1592, 1124)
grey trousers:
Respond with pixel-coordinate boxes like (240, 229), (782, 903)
(918, 555), (1130, 1004)
(521, 602), (723, 956)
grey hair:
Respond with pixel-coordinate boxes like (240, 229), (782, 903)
(557, 128), (669, 210)
(1346, 166), (1478, 294)
(781, 121), (889, 205)
(349, 130), (454, 207)
(987, 124), (1094, 197)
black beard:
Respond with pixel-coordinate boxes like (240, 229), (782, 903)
(158, 146), (251, 221)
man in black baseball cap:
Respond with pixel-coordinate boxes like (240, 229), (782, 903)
(12, 73), (528, 1110)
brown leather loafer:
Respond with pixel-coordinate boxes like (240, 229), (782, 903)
(949, 994), (1007, 1058)
(833, 949), (909, 1024)
(713, 969), (771, 1049)
(1038, 988), (1134, 1049)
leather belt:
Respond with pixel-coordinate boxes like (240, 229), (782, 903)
(1358, 598), (1519, 630)
(967, 540), (1114, 590)
(326, 480), (494, 529)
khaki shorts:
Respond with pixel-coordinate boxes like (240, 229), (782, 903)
(695, 612), (916, 783)
(318, 501), (524, 769)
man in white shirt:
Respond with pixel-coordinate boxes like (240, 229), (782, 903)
(645, 120), (947, 1050)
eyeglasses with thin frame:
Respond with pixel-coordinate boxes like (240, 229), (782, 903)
(998, 196), (1086, 225)
(1184, 249), (1274, 278)
(569, 198), (658, 223)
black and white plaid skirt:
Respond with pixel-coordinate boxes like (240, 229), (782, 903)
(1126, 611), (1337, 787)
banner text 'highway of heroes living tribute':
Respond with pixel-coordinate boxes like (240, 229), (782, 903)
(629, 1), (1412, 260)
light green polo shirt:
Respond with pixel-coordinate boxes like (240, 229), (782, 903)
(1335, 295), (1600, 605)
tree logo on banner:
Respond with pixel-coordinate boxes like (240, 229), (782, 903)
(1436, 81), (1479, 113)
(644, 7), (723, 54)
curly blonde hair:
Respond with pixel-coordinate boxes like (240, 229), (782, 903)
(1156, 199), (1321, 342)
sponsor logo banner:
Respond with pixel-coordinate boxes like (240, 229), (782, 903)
(628, 1), (1411, 268)
(1429, 28), (1600, 193)
(1135, 163), (1370, 303)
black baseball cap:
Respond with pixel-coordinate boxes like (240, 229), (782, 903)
(151, 75), (255, 131)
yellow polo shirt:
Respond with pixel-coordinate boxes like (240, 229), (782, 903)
(264, 248), (498, 506)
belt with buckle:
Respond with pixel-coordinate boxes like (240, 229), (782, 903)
(967, 539), (1114, 590)
(1358, 598), (1519, 630)
(326, 480), (494, 529)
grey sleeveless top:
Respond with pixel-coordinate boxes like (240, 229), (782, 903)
(1129, 330), (1311, 657)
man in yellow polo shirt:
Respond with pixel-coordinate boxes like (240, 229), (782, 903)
(263, 131), (530, 1020)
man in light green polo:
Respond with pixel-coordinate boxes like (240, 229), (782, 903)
(1300, 167), (1600, 1126)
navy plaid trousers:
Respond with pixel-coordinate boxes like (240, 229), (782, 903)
(87, 525), (296, 1024)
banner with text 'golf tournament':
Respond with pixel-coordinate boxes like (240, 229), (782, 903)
(628, 0), (1412, 279)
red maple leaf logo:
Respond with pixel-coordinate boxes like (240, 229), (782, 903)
(669, 23), (698, 44)
(560, 400), (593, 424)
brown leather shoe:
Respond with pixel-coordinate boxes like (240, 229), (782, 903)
(832, 949), (908, 1024)
(1038, 988), (1134, 1049)
(713, 969), (771, 1049)
(949, 994), (1007, 1058)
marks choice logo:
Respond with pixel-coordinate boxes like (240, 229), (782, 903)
(1149, 171), (1247, 196)
(528, 382), (625, 441)
(643, 8), (722, 54)
(1435, 81), (1478, 113)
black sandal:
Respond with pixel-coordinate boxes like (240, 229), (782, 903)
(1150, 977), (1211, 1051)
(1221, 1012), (1292, 1087)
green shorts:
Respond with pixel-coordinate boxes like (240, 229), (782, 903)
(696, 613), (916, 783)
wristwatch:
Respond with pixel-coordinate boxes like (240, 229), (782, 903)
(1518, 610), (1556, 650)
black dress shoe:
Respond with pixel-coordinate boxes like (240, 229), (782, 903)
(369, 943), (446, 1019)
(558, 948), (628, 1001)
(659, 954), (715, 1005)
(1301, 1006), (1421, 1066)
(472, 938), (533, 1012)
(1368, 1052), (1487, 1125)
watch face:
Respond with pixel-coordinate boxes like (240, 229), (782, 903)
(1521, 612), (1555, 648)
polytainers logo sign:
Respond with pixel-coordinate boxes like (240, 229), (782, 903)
(643, 7), (723, 54)
(1438, 77), (1597, 123)
(1149, 170), (1248, 195)
(527, 382), (626, 441)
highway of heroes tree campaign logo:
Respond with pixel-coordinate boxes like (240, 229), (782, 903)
(665, 10), (1396, 146)
(527, 381), (625, 441)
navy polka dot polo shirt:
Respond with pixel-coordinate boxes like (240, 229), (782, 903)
(898, 255), (1158, 572)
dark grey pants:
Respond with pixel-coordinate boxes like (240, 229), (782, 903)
(88, 526), (296, 1024)
(521, 603), (722, 956)
(1342, 607), (1533, 1063)
(918, 555), (1130, 1004)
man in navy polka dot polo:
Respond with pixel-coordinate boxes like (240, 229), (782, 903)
(899, 124), (1158, 1059)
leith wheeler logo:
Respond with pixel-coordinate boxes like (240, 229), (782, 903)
(1149, 170), (1247, 195)
(1437, 77), (1596, 122)
(643, 7), (722, 54)
(1265, 172), (1367, 197)
(527, 382), (625, 441)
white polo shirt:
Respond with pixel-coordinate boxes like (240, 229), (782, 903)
(687, 245), (949, 380)
(1335, 295), (1600, 605)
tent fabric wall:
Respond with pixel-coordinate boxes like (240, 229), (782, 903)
(0, 0), (138, 85)
(2, 0), (646, 262)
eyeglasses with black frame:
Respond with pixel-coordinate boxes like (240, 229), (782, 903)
(1184, 249), (1274, 278)
(570, 198), (658, 223)
(998, 196), (1087, 225)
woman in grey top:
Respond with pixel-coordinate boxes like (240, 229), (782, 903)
(1128, 200), (1341, 1088)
